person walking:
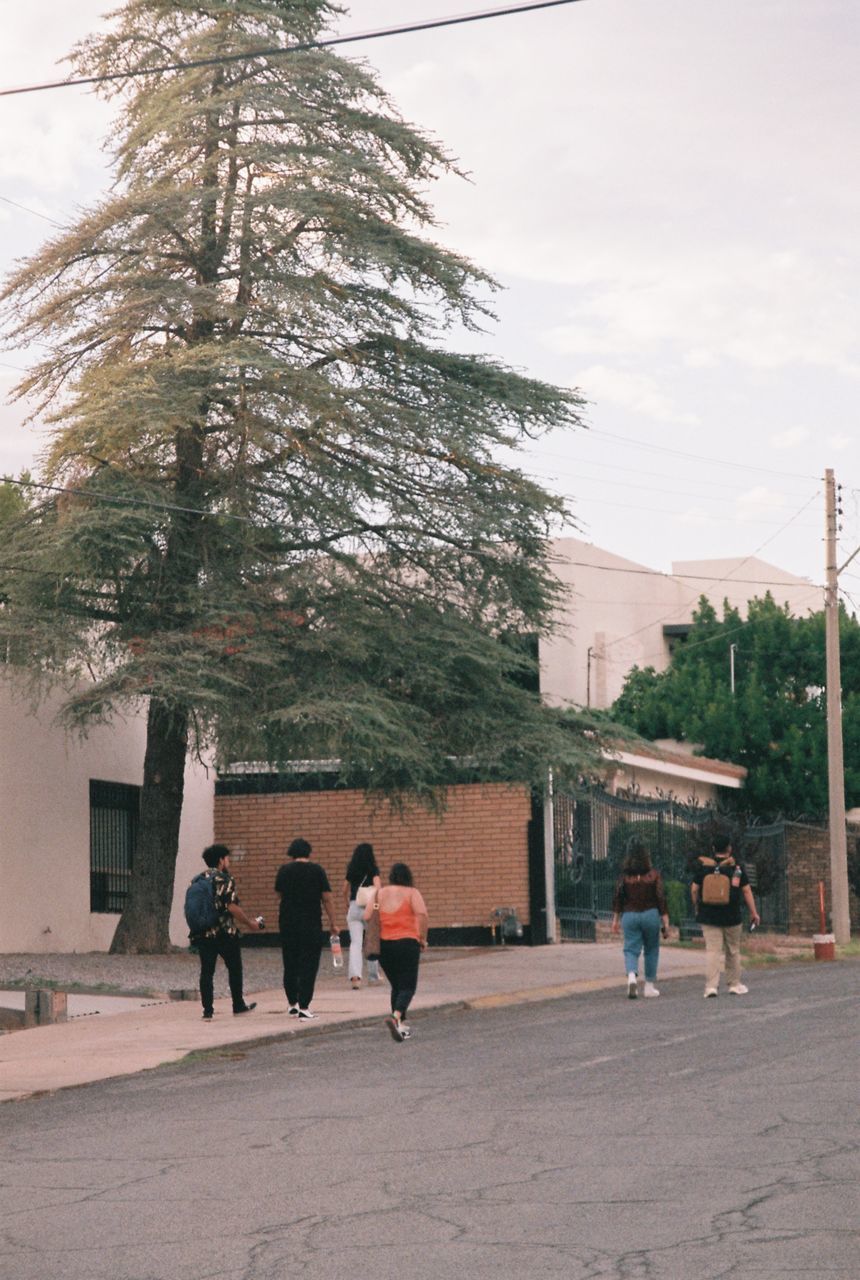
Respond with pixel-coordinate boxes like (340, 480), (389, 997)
(691, 833), (760, 998)
(188, 844), (263, 1021)
(274, 837), (339, 1020)
(343, 842), (382, 989)
(610, 841), (669, 999)
(365, 862), (428, 1042)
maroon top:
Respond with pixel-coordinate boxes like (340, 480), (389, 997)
(612, 869), (668, 915)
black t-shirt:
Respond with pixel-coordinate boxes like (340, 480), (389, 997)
(274, 860), (332, 932)
(345, 862), (380, 901)
(692, 857), (750, 927)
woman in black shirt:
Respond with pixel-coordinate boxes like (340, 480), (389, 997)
(343, 842), (382, 988)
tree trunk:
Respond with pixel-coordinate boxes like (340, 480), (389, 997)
(110, 698), (189, 954)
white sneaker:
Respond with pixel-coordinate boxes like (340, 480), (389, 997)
(288, 1004), (299, 1017)
(297, 1008), (317, 1020)
(627, 973), (638, 999)
(704, 988), (718, 998)
(643, 983), (660, 998)
(728, 983), (749, 995)
(385, 1015), (404, 1042)
(399, 1022), (411, 1039)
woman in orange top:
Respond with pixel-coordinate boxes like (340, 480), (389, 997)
(365, 862), (428, 1042)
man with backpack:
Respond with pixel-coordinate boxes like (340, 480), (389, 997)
(691, 833), (760, 998)
(187, 843), (264, 1020)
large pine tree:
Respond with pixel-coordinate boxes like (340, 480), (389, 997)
(2, 0), (601, 951)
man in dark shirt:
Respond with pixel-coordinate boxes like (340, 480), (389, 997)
(274, 837), (339, 1020)
(193, 843), (264, 1020)
(691, 835), (760, 998)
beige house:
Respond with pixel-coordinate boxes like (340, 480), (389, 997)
(0, 674), (213, 953)
(540, 537), (821, 711)
(605, 739), (746, 806)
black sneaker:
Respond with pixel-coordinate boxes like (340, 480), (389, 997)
(233, 1002), (257, 1015)
(385, 1015), (404, 1042)
(202, 1010), (214, 1020)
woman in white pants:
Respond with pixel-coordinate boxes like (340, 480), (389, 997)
(343, 843), (382, 989)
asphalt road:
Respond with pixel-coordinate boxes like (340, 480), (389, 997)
(1, 963), (858, 1280)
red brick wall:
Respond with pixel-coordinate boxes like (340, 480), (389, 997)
(786, 822), (859, 934)
(215, 782), (533, 933)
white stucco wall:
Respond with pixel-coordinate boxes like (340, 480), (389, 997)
(0, 674), (213, 953)
(540, 539), (821, 712)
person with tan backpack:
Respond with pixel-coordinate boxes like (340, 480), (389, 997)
(691, 833), (760, 998)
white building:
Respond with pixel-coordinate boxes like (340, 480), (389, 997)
(0, 674), (213, 953)
(1, 537), (812, 954)
(540, 537), (821, 712)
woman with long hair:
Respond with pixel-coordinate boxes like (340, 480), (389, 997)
(343, 842), (382, 989)
(365, 862), (428, 1042)
(610, 840), (669, 999)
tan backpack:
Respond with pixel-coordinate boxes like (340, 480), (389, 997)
(700, 856), (733, 906)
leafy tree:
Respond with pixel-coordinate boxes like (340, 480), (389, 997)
(0, 1), (604, 952)
(612, 594), (860, 820)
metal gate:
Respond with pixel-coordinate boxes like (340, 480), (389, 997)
(552, 789), (790, 939)
(740, 823), (788, 931)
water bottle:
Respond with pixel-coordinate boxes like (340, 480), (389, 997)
(330, 934), (343, 969)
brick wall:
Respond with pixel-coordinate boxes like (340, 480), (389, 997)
(785, 822), (859, 934)
(215, 781), (533, 937)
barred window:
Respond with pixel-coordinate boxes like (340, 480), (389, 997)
(89, 780), (140, 913)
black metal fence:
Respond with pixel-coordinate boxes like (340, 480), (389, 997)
(89, 779), (139, 913)
(553, 788), (788, 939)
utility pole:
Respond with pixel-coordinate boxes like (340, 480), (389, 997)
(824, 469), (851, 944)
(730, 642), (737, 695)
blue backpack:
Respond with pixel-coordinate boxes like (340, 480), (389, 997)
(184, 873), (220, 937)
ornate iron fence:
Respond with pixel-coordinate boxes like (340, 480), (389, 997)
(552, 789), (789, 940)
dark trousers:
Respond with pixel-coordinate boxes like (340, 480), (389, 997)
(281, 930), (323, 1009)
(379, 938), (421, 1018)
(198, 932), (245, 1014)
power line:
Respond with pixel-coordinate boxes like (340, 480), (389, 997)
(632, 583), (825, 666)
(590, 428), (820, 483)
(522, 453), (815, 501)
(558, 559), (822, 590)
(0, 194), (63, 227)
(0, 1), (585, 100)
(535, 489), (819, 529)
(4, 472), (263, 526)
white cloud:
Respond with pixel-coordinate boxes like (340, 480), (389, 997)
(676, 509), (716, 528)
(771, 427), (810, 450)
(574, 365), (699, 426)
(735, 486), (787, 523)
(827, 433), (852, 451)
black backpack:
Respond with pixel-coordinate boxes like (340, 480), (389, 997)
(184, 873), (220, 936)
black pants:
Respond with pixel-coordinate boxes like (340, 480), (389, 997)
(198, 932), (245, 1014)
(281, 930), (323, 1009)
(379, 938), (421, 1018)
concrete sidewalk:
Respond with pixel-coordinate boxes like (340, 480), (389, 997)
(0, 944), (705, 1104)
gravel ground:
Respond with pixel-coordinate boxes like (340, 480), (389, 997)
(0, 946), (474, 998)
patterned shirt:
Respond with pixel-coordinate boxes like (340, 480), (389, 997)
(201, 869), (240, 939)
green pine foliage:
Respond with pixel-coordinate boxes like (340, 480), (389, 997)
(612, 594), (860, 820)
(0, 1), (605, 950)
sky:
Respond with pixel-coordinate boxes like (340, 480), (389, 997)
(0, 0), (859, 594)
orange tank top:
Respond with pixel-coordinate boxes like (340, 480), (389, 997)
(379, 894), (419, 942)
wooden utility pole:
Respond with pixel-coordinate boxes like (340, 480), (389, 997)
(824, 469), (851, 944)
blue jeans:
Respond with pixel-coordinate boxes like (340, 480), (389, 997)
(621, 908), (661, 982)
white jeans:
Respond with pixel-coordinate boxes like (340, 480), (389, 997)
(347, 902), (366, 980)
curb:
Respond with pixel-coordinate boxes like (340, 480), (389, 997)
(0, 965), (711, 1104)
